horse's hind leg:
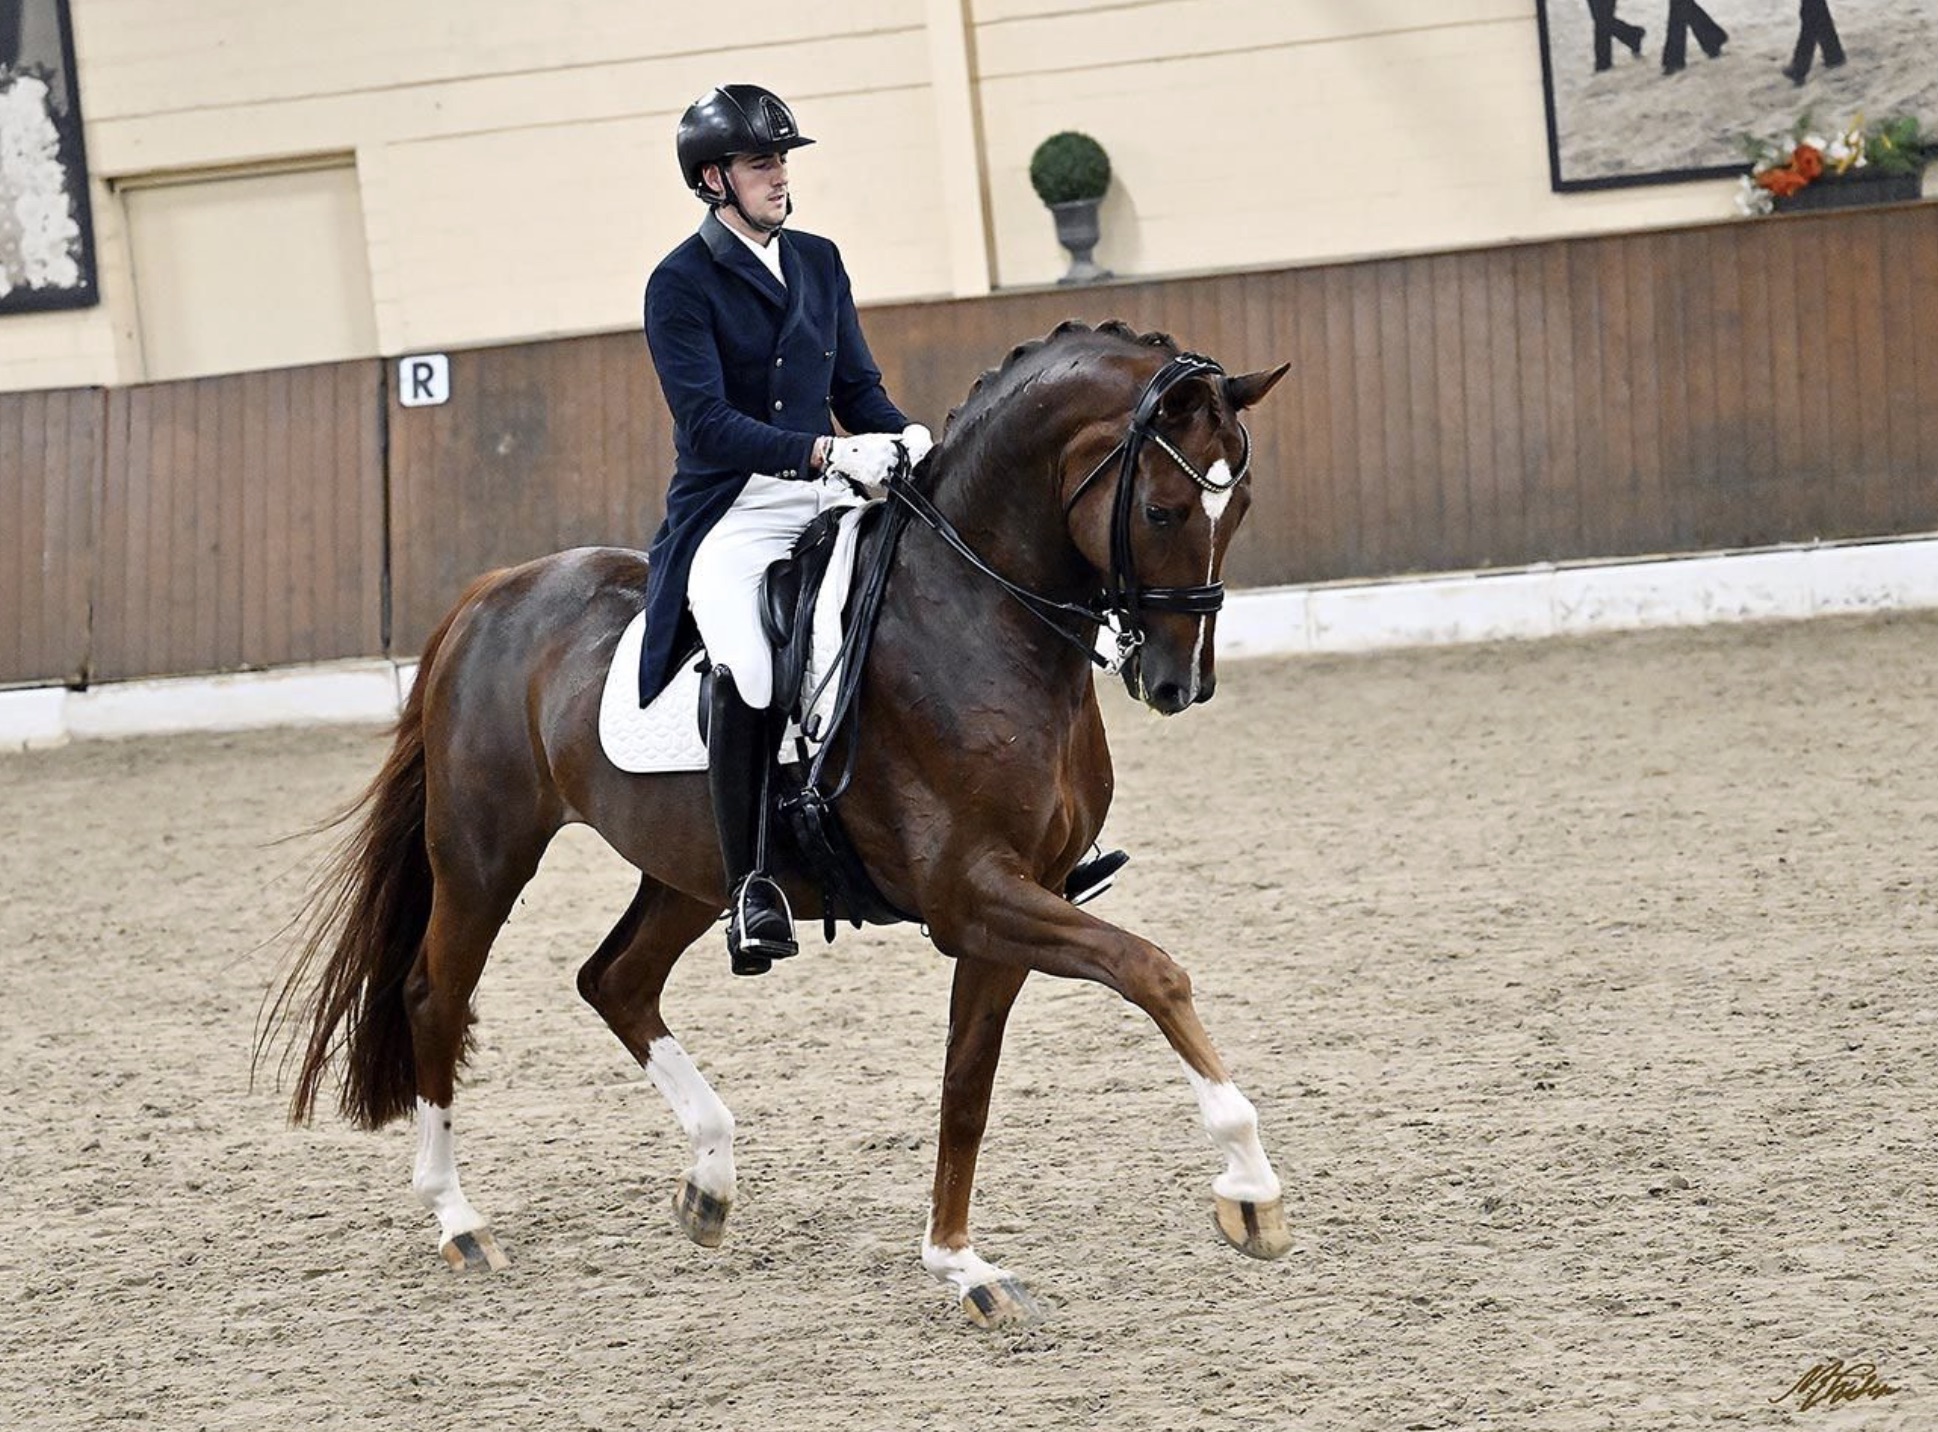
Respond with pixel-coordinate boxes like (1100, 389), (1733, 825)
(577, 875), (736, 1247)
(923, 957), (1041, 1327)
(406, 820), (550, 1272)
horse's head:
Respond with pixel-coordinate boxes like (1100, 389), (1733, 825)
(1059, 345), (1289, 715)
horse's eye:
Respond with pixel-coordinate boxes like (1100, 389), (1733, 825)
(1143, 504), (1185, 528)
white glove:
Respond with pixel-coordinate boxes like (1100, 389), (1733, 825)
(900, 423), (934, 470)
(825, 432), (903, 493)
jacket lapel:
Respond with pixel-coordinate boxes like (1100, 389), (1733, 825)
(775, 232), (808, 347)
(700, 210), (786, 310)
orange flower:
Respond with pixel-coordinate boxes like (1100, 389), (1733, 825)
(1791, 145), (1825, 180)
(1757, 167), (1809, 197)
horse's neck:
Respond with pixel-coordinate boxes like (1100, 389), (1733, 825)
(886, 434), (1100, 711)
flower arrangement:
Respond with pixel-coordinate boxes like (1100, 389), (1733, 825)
(1735, 111), (1927, 216)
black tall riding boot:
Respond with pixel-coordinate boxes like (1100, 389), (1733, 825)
(706, 666), (799, 975)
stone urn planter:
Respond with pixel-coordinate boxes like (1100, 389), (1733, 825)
(1029, 131), (1114, 285)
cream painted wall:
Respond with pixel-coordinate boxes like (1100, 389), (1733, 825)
(974, 0), (1740, 287)
(1, 0), (1766, 394)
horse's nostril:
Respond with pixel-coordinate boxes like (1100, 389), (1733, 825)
(1151, 681), (1189, 713)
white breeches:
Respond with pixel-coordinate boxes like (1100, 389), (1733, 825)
(689, 473), (860, 709)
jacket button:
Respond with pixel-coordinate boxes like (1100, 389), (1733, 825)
(773, 400), (783, 410)
(775, 357), (785, 368)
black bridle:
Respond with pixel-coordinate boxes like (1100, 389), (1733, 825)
(889, 351), (1252, 673)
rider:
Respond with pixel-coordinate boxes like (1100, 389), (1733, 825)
(640, 84), (1126, 977)
(641, 83), (929, 975)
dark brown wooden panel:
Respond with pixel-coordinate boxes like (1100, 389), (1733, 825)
(92, 361), (382, 680)
(861, 200), (1938, 588)
(0, 386), (101, 686)
(19, 201), (1938, 692)
(385, 332), (671, 653)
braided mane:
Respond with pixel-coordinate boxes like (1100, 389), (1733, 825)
(943, 319), (1177, 435)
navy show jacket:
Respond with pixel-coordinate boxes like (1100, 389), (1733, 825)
(637, 210), (909, 704)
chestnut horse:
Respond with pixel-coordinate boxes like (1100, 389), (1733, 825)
(268, 320), (1291, 1327)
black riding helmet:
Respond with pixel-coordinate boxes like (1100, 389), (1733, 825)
(677, 85), (816, 213)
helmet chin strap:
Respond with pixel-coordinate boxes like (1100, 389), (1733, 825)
(718, 167), (789, 235)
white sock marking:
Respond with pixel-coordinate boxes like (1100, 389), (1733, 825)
(1181, 1064), (1282, 1204)
(645, 1035), (737, 1201)
(922, 1224), (1016, 1300)
(412, 1099), (490, 1242)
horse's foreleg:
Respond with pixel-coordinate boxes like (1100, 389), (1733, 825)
(922, 958), (1039, 1327)
(937, 876), (1292, 1268)
(577, 876), (736, 1247)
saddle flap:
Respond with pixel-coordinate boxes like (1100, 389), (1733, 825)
(760, 507), (848, 715)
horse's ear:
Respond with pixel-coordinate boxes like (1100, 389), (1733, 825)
(1224, 363), (1291, 411)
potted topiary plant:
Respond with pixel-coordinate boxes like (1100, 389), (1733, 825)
(1029, 131), (1113, 285)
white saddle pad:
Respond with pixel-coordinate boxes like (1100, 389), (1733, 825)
(597, 502), (873, 773)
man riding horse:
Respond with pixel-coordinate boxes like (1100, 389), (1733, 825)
(640, 85), (1123, 976)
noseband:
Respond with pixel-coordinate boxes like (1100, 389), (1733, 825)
(890, 351), (1252, 674)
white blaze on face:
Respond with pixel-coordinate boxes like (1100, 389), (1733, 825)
(1181, 1063), (1282, 1204)
(412, 1099), (491, 1241)
(1186, 460), (1234, 703)
(1199, 461), (1235, 523)
(645, 1035), (737, 1200)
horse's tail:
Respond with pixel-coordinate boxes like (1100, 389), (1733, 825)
(263, 578), (488, 1130)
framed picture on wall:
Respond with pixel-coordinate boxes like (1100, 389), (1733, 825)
(0, 0), (98, 314)
(1535, 0), (1938, 191)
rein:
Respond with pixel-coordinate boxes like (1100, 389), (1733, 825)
(893, 351), (1252, 673)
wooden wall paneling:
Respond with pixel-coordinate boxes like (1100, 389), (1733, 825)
(1651, 229), (1697, 550)
(1759, 220), (1807, 537)
(1425, 253), (1467, 564)
(1579, 239), (1623, 557)
(0, 388), (99, 686)
(1316, 264), (1362, 580)
(1730, 223), (1778, 525)
(1535, 244), (1580, 561)
(1564, 240), (1607, 561)
(1508, 245), (1553, 571)
(1379, 259), (1421, 571)
(1245, 268), (1306, 589)
(1455, 250), (1495, 568)
(1702, 226), (1750, 547)
(1346, 262), (1389, 576)
(3, 394), (38, 682)
(1789, 221), (1837, 535)
(1906, 211), (1938, 526)
(1845, 213), (1893, 536)
(1478, 248), (1525, 569)
(1816, 215), (1865, 541)
(1877, 213), (1925, 531)
(91, 362), (381, 681)
(195, 379), (222, 662)
(1618, 234), (1664, 557)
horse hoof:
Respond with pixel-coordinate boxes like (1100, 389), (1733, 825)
(672, 1175), (730, 1248)
(1212, 1194), (1293, 1260)
(440, 1228), (511, 1272)
(961, 1277), (1042, 1329)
